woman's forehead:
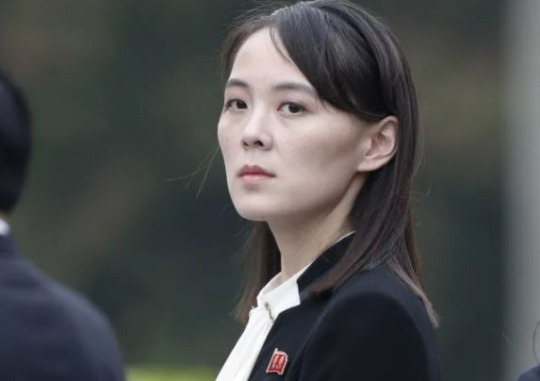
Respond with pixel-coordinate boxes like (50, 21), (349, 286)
(229, 29), (310, 88)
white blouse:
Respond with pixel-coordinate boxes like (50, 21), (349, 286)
(215, 263), (310, 381)
(216, 232), (354, 381)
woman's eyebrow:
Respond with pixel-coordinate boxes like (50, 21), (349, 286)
(225, 78), (249, 89)
(272, 82), (317, 97)
(225, 79), (316, 97)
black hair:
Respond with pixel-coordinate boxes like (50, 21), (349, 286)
(0, 67), (32, 213)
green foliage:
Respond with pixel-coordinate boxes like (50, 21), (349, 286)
(128, 367), (215, 381)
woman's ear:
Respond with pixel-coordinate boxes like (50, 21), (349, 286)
(357, 115), (398, 172)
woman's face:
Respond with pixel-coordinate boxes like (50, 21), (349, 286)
(218, 28), (371, 224)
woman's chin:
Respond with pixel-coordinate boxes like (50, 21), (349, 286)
(236, 209), (270, 222)
(234, 205), (278, 222)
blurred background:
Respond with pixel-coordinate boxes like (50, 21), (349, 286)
(0, 0), (537, 380)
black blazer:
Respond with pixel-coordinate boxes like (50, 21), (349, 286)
(248, 235), (442, 380)
(519, 366), (540, 381)
(0, 233), (125, 381)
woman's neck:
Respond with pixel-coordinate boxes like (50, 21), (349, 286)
(267, 173), (364, 281)
(268, 208), (353, 282)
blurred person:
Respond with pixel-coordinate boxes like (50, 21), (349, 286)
(520, 367), (540, 381)
(215, 1), (441, 380)
(518, 322), (540, 381)
(0, 67), (125, 381)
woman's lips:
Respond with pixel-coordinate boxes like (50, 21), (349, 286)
(238, 165), (275, 186)
(238, 165), (275, 178)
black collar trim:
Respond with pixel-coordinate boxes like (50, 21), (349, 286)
(296, 233), (354, 296)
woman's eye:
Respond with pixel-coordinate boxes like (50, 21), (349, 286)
(280, 102), (305, 115)
(225, 99), (247, 111)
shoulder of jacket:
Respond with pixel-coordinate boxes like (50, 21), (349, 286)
(44, 278), (115, 336)
(322, 266), (431, 330)
(332, 266), (414, 303)
(518, 365), (540, 381)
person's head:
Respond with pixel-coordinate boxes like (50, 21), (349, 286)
(0, 68), (31, 216)
(218, 0), (436, 324)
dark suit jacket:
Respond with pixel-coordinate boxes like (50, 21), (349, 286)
(248, 235), (442, 380)
(0, 233), (125, 381)
(519, 366), (540, 381)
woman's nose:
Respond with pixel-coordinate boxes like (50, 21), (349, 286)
(241, 111), (273, 150)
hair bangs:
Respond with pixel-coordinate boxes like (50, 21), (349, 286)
(271, 3), (389, 122)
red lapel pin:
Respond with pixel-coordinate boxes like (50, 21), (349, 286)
(266, 348), (289, 376)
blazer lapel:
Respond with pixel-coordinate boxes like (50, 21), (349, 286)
(296, 233), (354, 300)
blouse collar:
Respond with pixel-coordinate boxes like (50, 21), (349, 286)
(254, 231), (355, 321)
(255, 262), (309, 321)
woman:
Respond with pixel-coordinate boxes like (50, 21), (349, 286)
(216, 1), (441, 380)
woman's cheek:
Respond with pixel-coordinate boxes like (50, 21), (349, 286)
(218, 129), (234, 159)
